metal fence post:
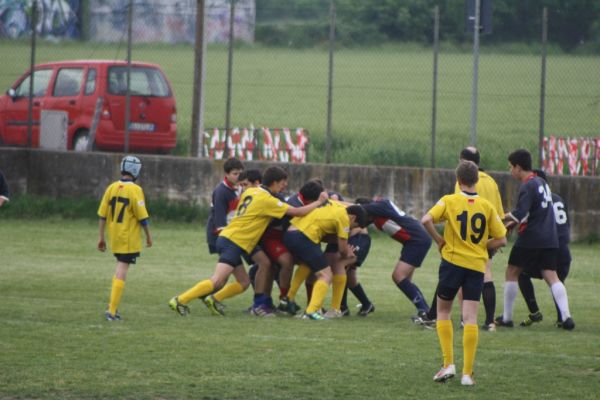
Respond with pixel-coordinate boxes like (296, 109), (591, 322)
(191, 0), (206, 157)
(538, 7), (548, 168)
(431, 5), (440, 168)
(224, 0), (236, 156)
(326, 0), (336, 164)
(124, 0), (133, 154)
(27, 0), (38, 147)
(470, 0), (481, 147)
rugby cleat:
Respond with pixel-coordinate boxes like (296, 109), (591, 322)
(203, 295), (225, 316)
(168, 297), (190, 316)
(301, 312), (327, 321)
(494, 315), (514, 328)
(461, 374), (475, 386)
(104, 310), (122, 321)
(433, 364), (456, 383)
(520, 311), (543, 327)
(357, 303), (375, 317)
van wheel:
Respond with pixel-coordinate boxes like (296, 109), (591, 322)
(73, 129), (95, 151)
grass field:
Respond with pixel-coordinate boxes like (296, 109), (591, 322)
(1, 40), (599, 169)
(1, 218), (599, 399)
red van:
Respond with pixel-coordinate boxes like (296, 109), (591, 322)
(0, 60), (177, 153)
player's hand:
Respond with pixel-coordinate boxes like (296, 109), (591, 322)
(436, 239), (446, 253)
(146, 237), (153, 248)
(318, 191), (329, 203)
(98, 239), (106, 252)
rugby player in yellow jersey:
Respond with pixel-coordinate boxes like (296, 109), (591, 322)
(97, 156), (153, 321)
(422, 160), (506, 386)
(454, 147), (505, 331)
(423, 147), (506, 330)
(283, 200), (368, 320)
(169, 166), (328, 316)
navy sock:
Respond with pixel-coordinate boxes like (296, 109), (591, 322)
(397, 279), (428, 312)
(481, 281), (496, 325)
(350, 283), (371, 307)
(253, 293), (269, 308)
(341, 285), (349, 310)
(517, 274), (539, 314)
(426, 285), (439, 320)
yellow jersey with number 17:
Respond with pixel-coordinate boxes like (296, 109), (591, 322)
(427, 192), (506, 273)
(289, 200), (350, 244)
(97, 180), (149, 254)
(220, 186), (289, 253)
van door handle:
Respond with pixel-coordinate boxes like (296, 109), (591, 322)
(69, 100), (76, 105)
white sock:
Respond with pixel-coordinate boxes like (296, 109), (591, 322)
(503, 281), (518, 322)
(550, 282), (571, 320)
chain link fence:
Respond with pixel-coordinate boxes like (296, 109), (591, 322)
(0, 0), (598, 174)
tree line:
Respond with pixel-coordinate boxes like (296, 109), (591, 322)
(255, 0), (600, 52)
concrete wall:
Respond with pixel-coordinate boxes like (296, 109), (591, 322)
(1, 148), (599, 240)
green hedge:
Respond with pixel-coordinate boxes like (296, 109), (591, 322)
(0, 195), (209, 223)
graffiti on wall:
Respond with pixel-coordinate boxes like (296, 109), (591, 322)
(89, 0), (255, 44)
(0, 0), (79, 38)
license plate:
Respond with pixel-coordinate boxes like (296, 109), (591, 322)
(129, 122), (155, 132)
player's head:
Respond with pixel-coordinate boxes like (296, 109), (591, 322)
(508, 149), (532, 171)
(347, 205), (369, 228)
(238, 169), (262, 191)
(532, 168), (548, 182)
(223, 158), (244, 185)
(120, 155), (142, 180)
(459, 146), (480, 166)
(455, 160), (479, 187)
(263, 166), (288, 192)
(354, 197), (371, 206)
(224, 157), (243, 173)
(299, 180), (323, 202)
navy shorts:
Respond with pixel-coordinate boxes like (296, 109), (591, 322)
(349, 233), (371, 267)
(114, 252), (140, 264)
(283, 230), (328, 272)
(509, 246), (558, 274)
(522, 244), (571, 280)
(399, 240), (431, 268)
(216, 236), (247, 268)
(437, 259), (484, 302)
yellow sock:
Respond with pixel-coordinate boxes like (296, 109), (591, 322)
(462, 324), (479, 376)
(330, 274), (347, 310)
(288, 264), (311, 301)
(306, 280), (329, 314)
(178, 280), (214, 305)
(436, 319), (454, 368)
(108, 277), (125, 316)
(213, 282), (245, 302)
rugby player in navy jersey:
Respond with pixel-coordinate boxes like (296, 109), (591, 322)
(205, 158), (244, 255)
(356, 197), (433, 320)
(496, 149), (574, 330)
(518, 169), (572, 328)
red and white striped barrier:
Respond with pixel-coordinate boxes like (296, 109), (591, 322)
(204, 127), (309, 163)
(542, 136), (600, 176)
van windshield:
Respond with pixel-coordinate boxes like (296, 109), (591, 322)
(107, 66), (171, 97)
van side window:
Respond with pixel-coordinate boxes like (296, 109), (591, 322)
(108, 66), (170, 97)
(84, 68), (97, 95)
(53, 68), (84, 97)
(15, 69), (53, 97)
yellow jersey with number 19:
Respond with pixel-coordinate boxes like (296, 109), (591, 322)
(427, 192), (506, 273)
(289, 200), (350, 244)
(220, 186), (289, 253)
(97, 180), (149, 254)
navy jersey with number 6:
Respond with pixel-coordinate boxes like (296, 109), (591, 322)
(508, 175), (558, 249)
